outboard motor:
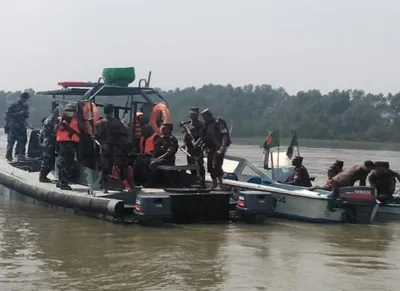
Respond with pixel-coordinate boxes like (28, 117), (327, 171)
(336, 186), (377, 223)
(234, 190), (276, 223)
(134, 194), (172, 224)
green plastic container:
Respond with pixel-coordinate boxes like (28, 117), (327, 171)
(102, 67), (136, 87)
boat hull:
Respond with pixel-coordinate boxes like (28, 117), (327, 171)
(210, 179), (379, 223)
(376, 204), (400, 220)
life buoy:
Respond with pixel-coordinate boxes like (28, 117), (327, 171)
(83, 102), (100, 135)
(149, 103), (171, 135)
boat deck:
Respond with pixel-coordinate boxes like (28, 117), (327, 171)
(0, 159), (233, 224)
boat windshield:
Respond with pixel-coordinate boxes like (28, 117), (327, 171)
(258, 168), (274, 179)
(143, 91), (167, 104)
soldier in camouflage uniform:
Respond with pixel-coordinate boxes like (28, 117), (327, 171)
(4, 92), (30, 161)
(182, 107), (206, 186)
(39, 108), (59, 182)
(284, 156), (312, 187)
(148, 122), (179, 186)
(200, 109), (231, 190)
(56, 103), (80, 190)
(95, 103), (134, 193)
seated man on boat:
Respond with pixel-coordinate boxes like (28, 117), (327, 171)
(95, 103), (135, 193)
(182, 107), (206, 187)
(39, 108), (59, 183)
(309, 160), (375, 192)
(55, 103), (80, 190)
(327, 160), (344, 179)
(282, 156), (312, 187)
(369, 161), (400, 204)
(200, 109), (231, 190)
(148, 122), (179, 186)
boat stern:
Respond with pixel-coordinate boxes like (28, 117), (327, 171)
(335, 186), (379, 224)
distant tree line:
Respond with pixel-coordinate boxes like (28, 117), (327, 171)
(1, 84), (400, 142)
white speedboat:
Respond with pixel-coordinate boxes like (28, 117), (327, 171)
(205, 155), (379, 223)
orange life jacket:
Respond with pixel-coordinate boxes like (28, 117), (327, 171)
(135, 112), (143, 138)
(140, 133), (158, 154)
(82, 101), (100, 135)
(56, 118), (80, 143)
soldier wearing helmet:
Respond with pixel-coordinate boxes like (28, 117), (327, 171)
(200, 108), (231, 190)
(95, 103), (134, 193)
(54, 103), (80, 190)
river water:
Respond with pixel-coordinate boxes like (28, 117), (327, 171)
(1, 138), (400, 291)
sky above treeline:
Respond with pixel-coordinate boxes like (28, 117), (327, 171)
(0, 0), (399, 95)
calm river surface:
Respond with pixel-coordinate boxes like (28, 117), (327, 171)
(1, 135), (400, 290)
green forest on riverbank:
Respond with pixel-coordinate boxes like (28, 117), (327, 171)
(1, 84), (400, 142)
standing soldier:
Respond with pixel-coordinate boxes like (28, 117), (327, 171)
(95, 104), (135, 193)
(182, 107), (205, 186)
(4, 92), (30, 161)
(55, 103), (80, 190)
(200, 109), (231, 190)
(39, 108), (59, 182)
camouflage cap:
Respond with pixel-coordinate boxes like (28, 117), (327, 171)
(200, 108), (214, 118)
(64, 103), (76, 111)
(190, 107), (200, 114)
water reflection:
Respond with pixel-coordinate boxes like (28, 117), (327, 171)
(321, 224), (396, 275)
(1, 200), (229, 291)
(0, 196), (54, 291)
(2, 144), (400, 290)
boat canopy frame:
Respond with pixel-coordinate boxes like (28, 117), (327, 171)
(37, 75), (169, 156)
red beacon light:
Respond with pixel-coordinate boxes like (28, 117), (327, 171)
(57, 81), (95, 88)
(237, 196), (246, 208)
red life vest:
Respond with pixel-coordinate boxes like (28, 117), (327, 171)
(111, 165), (134, 189)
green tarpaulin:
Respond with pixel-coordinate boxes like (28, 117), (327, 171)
(102, 67), (136, 87)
